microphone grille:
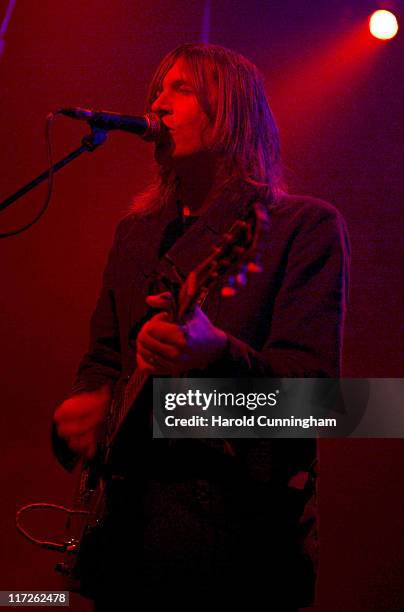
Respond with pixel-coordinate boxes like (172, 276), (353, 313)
(142, 112), (162, 141)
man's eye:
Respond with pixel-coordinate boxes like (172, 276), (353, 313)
(178, 86), (193, 94)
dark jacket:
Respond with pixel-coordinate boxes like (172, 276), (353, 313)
(53, 187), (350, 606)
(71, 190), (349, 390)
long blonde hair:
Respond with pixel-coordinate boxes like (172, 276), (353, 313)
(131, 43), (283, 216)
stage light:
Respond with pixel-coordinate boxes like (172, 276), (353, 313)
(369, 10), (399, 40)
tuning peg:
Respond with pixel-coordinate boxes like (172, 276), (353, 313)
(246, 261), (263, 273)
(221, 274), (237, 297)
(236, 267), (248, 286)
(221, 286), (237, 297)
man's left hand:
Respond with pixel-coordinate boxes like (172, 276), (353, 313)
(136, 292), (228, 375)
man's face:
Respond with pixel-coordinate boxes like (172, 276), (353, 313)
(151, 58), (216, 162)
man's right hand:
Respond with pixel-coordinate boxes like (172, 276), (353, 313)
(53, 385), (111, 460)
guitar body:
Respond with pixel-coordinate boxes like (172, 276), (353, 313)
(57, 376), (154, 597)
(55, 201), (269, 596)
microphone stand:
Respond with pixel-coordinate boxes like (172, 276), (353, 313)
(0, 127), (107, 213)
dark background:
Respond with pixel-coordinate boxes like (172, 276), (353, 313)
(0, 1), (403, 610)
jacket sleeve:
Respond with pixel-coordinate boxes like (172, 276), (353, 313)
(69, 220), (128, 395)
(211, 204), (350, 378)
(52, 218), (127, 470)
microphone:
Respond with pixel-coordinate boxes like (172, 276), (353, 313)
(57, 107), (162, 141)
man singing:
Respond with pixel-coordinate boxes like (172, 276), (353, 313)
(53, 43), (350, 610)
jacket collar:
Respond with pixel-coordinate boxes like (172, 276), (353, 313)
(154, 180), (259, 283)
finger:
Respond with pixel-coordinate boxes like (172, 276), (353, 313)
(136, 351), (171, 375)
(138, 331), (182, 361)
(54, 408), (104, 429)
(85, 440), (97, 460)
(54, 400), (99, 423)
(67, 432), (95, 455)
(145, 319), (187, 348)
(57, 420), (100, 438)
(146, 292), (173, 310)
(137, 345), (180, 374)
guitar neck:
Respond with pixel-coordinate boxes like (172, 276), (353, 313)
(107, 368), (149, 448)
(104, 201), (267, 451)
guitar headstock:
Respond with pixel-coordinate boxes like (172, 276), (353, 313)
(176, 201), (269, 321)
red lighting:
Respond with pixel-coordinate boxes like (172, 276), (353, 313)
(369, 10), (399, 40)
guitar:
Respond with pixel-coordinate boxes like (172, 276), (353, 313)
(20, 201), (269, 597)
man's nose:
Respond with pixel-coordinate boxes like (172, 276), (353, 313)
(151, 90), (171, 114)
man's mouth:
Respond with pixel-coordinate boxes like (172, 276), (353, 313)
(161, 120), (175, 132)
(157, 122), (173, 140)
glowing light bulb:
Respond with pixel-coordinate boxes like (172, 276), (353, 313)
(369, 10), (399, 40)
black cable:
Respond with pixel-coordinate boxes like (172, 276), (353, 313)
(0, 112), (56, 239)
(16, 502), (89, 552)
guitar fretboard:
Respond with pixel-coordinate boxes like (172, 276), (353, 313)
(107, 368), (149, 448)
